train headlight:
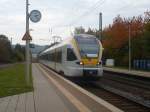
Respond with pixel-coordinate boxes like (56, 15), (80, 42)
(97, 61), (102, 65)
(76, 61), (84, 65)
(80, 61), (83, 65)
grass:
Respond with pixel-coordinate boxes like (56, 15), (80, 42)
(0, 63), (33, 98)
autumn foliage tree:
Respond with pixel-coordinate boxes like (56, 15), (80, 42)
(102, 15), (144, 49)
(74, 11), (150, 67)
(102, 12), (150, 66)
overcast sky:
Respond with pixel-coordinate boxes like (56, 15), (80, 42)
(0, 0), (149, 45)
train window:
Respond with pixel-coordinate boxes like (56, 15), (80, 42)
(49, 53), (54, 61)
(77, 38), (97, 44)
(46, 54), (48, 60)
(55, 51), (62, 63)
(45, 54), (47, 60)
(43, 54), (45, 60)
(67, 48), (77, 61)
(40, 51), (62, 62)
(47, 54), (50, 61)
(52, 53), (55, 61)
(49, 53), (52, 61)
(75, 37), (100, 57)
(44, 54), (48, 60)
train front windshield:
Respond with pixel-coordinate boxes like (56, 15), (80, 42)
(75, 36), (100, 58)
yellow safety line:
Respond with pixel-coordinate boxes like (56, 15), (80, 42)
(36, 64), (92, 112)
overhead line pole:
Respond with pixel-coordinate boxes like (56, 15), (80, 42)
(99, 12), (102, 41)
(128, 23), (131, 71)
(26, 0), (30, 85)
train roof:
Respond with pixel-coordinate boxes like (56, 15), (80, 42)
(74, 34), (97, 39)
(39, 34), (100, 55)
(39, 36), (73, 55)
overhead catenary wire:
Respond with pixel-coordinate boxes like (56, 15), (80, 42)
(52, 0), (107, 29)
(50, 0), (107, 37)
(69, 0), (107, 26)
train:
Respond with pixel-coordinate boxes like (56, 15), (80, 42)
(38, 34), (103, 81)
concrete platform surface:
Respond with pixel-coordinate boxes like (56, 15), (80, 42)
(0, 64), (123, 112)
(0, 64), (70, 112)
(104, 67), (150, 78)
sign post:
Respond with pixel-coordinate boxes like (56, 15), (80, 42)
(25, 0), (30, 85)
(23, 0), (41, 85)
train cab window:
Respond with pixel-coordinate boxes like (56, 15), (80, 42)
(67, 48), (77, 61)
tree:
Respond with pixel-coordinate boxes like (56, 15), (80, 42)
(73, 11), (150, 67)
(102, 15), (144, 49)
(74, 26), (85, 34)
(102, 12), (150, 67)
(12, 44), (25, 62)
(86, 28), (96, 35)
(142, 22), (150, 58)
(0, 35), (11, 63)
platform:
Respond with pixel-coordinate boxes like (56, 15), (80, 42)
(0, 64), (123, 112)
(103, 67), (150, 78)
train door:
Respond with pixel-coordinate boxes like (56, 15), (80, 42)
(64, 47), (78, 76)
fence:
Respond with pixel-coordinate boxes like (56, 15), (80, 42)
(133, 60), (150, 71)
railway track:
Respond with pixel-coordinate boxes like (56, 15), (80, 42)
(72, 71), (150, 112)
(76, 82), (150, 112)
(103, 70), (150, 90)
(42, 64), (150, 112)
(101, 71), (150, 107)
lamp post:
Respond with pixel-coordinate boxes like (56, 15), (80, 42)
(99, 12), (102, 41)
(128, 22), (131, 71)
